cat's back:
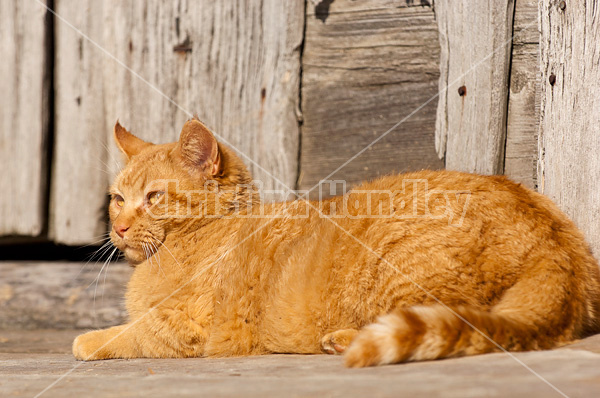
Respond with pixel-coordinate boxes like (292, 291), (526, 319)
(350, 169), (599, 281)
(354, 169), (535, 201)
(338, 170), (596, 282)
(352, 169), (574, 227)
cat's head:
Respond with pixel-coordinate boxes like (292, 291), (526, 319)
(109, 118), (253, 264)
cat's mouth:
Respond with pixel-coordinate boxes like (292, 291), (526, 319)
(110, 230), (162, 265)
(114, 241), (151, 265)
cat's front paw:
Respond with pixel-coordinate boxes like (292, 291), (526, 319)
(73, 330), (112, 361)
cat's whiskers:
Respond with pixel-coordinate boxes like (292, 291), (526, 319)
(80, 233), (112, 248)
(144, 242), (154, 270)
(100, 247), (118, 305)
(142, 241), (166, 278)
(92, 247), (118, 316)
(146, 243), (156, 272)
(87, 238), (113, 261)
(89, 242), (116, 268)
(89, 246), (117, 290)
(91, 147), (120, 178)
(141, 242), (150, 267)
(92, 134), (122, 174)
(92, 160), (114, 177)
(148, 239), (166, 277)
(154, 239), (184, 272)
(70, 238), (114, 284)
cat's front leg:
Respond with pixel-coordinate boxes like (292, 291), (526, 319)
(73, 306), (210, 360)
(73, 324), (139, 360)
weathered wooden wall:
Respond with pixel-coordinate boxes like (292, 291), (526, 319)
(299, 0), (443, 197)
(435, 0), (515, 175)
(504, 0), (540, 189)
(2, 0), (600, 262)
(51, 0), (108, 245)
(51, 0), (304, 244)
(539, 0), (600, 257)
(0, 0), (51, 237)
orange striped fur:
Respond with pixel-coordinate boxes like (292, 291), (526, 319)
(73, 119), (600, 367)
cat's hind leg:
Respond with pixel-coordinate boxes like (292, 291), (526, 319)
(321, 329), (359, 355)
(344, 255), (592, 367)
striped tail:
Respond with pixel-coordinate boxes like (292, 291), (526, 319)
(344, 305), (555, 368)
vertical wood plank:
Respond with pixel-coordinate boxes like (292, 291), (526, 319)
(539, 0), (600, 257)
(51, 0), (108, 245)
(435, 0), (516, 174)
(51, 0), (303, 244)
(0, 0), (50, 237)
(299, 0), (443, 197)
(504, 0), (540, 189)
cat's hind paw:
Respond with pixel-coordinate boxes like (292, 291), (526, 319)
(320, 329), (358, 355)
(344, 312), (410, 367)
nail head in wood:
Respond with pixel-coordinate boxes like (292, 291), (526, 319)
(173, 37), (193, 53)
(558, 1), (566, 11)
(458, 85), (467, 96)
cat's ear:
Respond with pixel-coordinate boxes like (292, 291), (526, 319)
(176, 119), (221, 176)
(113, 121), (152, 160)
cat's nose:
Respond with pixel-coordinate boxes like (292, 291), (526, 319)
(114, 224), (130, 238)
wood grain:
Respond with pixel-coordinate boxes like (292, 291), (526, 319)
(51, 0), (109, 245)
(0, 262), (130, 329)
(538, 0), (600, 258)
(0, 0), (51, 237)
(299, 0), (443, 198)
(51, 0), (304, 244)
(504, 0), (540, 189)
(435, 0), (515, 175)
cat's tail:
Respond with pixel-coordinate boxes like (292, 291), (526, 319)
(344, 305), (537, 367)
(345, 305), (560, 367)
(344, 299), (600, 367)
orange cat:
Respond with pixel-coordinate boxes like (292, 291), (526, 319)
(73, 119), (600, 367)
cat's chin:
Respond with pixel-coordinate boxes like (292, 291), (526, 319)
(122, 247), (146, 266)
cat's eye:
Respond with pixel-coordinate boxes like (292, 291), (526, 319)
(147, 191), (165, 206)
(113, 194), (125, 208)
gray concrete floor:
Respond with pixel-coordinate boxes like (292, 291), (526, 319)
(1, 330), (600, 397)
